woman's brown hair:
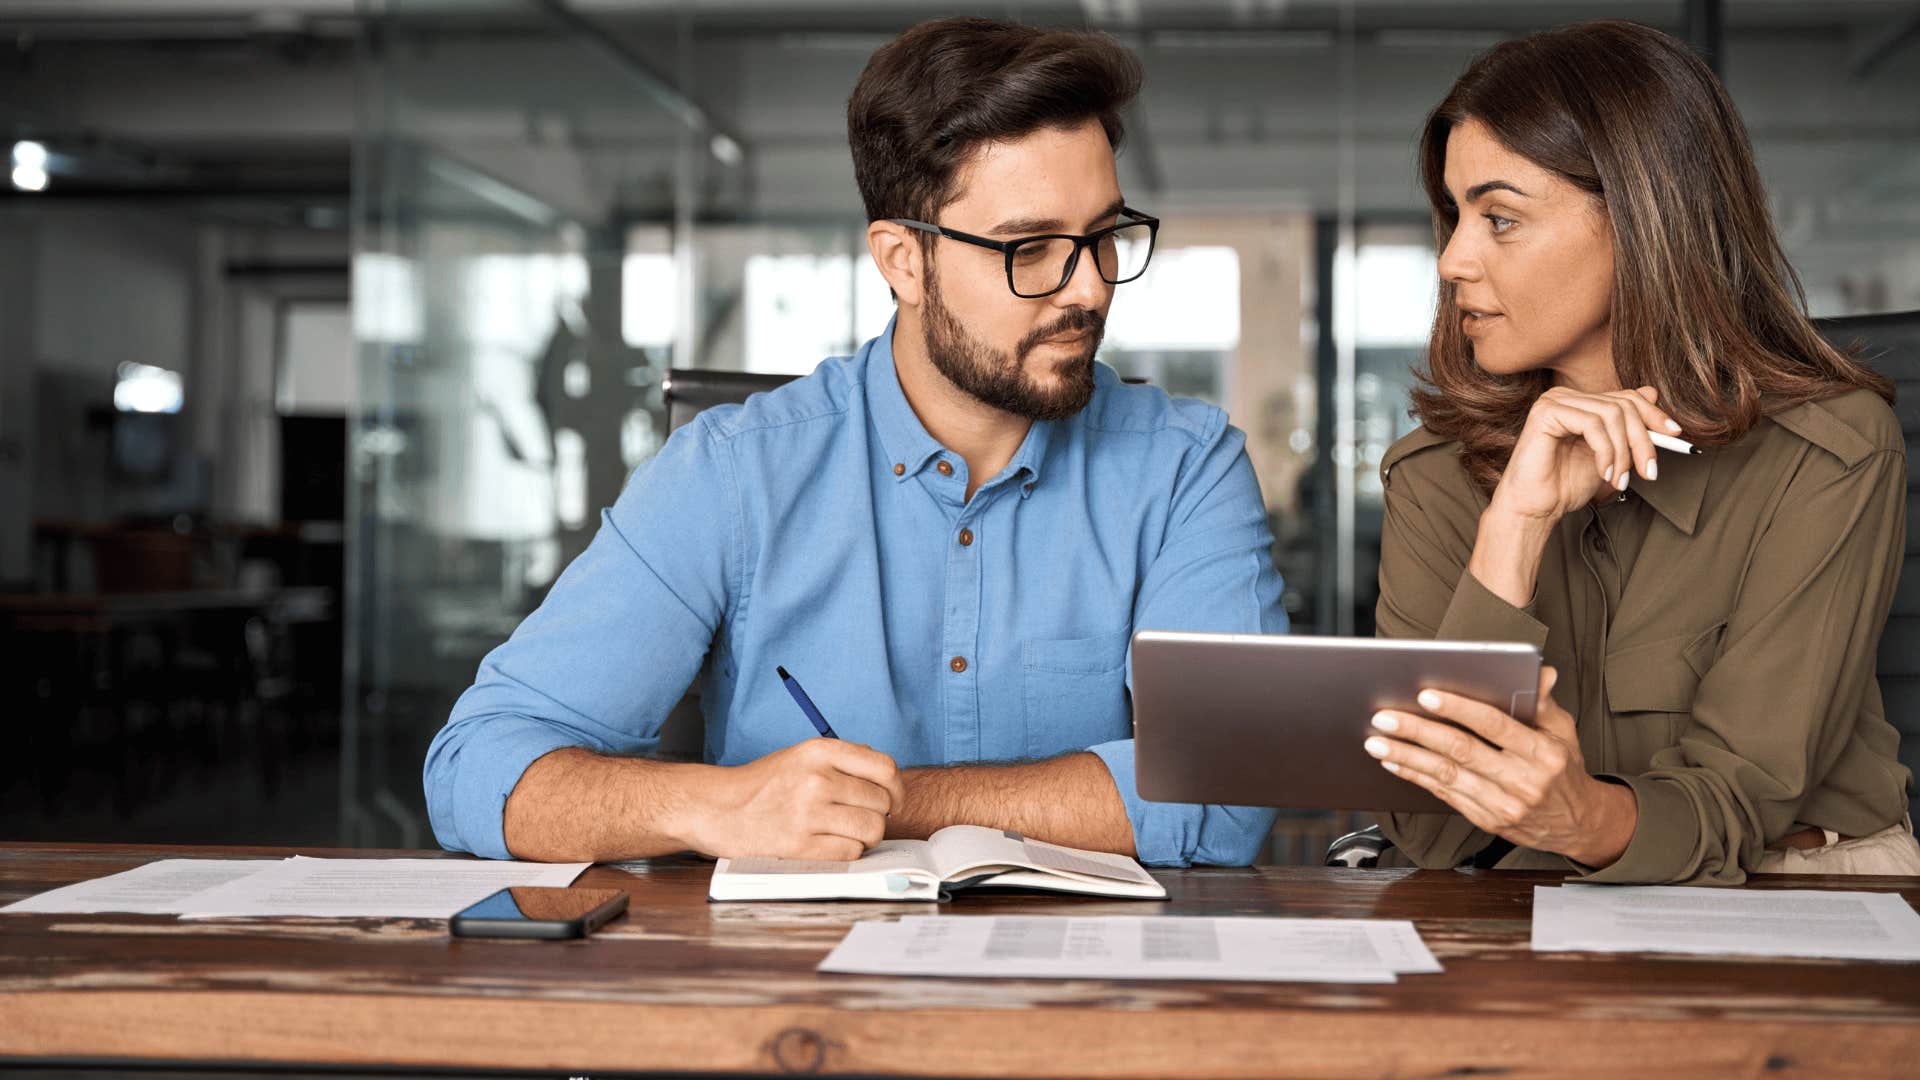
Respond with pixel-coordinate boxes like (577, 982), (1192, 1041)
(1410, 19), (1893, 491)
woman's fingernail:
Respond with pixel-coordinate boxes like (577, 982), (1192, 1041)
(1382, 761), (1401, 774)
(1646, 459), (1658, 481)
(1417, 690), (1442, 710)
(1666, 419), (1682, 433)
(1602, 465), (1613, 483)
(1617, 471), (1630, 490)
(1371, 712), (1398, 732)
(1364, 736), (1391, 758)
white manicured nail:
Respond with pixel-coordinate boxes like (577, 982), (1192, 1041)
(1666, 420), (1682, 433)
(1617, 471), (1630, 490)
(1371, 712), (1398, 732)
(1417, 690), (1442, 710)
(1646, 459), (1658, 481)
(1602, 465), (1613, 482)
(1382, 761), (1401, 774)
(1364, 736), (1391, 758)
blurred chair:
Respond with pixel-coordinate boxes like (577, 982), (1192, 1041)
(1327, 308), (1920, 867)
(664, 369), (798, 436)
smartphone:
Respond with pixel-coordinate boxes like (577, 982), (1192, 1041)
(449, 886), (628, 940)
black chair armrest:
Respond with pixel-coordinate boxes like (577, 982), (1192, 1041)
(1325, 823), (1393, 868)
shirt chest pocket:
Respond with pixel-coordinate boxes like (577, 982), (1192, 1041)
(1604, 622), (1725, 748)
(1023, 630), (1132, 759)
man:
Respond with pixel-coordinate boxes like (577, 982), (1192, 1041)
(423, 16), (1287, 867)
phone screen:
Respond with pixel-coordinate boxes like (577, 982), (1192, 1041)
(450, 886), (627, 938)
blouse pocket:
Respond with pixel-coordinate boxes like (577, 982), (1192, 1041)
(1023, 630), (1132, 759)
(1604, 622), (1725, 747)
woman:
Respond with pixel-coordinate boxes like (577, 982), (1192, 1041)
(1366, 19), (1918, 883)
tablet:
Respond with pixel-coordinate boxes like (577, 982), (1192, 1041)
(1131, 631), (1541, 814)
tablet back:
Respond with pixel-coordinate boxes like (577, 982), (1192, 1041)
(1131, 632), (1541, 814)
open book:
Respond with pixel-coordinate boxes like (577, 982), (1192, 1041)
(708, 825), (1166, 902)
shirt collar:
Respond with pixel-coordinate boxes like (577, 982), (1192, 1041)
(865, 317), (947, 482)
(1633, 441), (1712, 535)
(863, 315), (1057, 496)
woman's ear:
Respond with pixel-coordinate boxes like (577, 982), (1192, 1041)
(866, 220), (926, 308)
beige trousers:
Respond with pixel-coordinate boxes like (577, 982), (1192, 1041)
(1755, 819), (1920, 876)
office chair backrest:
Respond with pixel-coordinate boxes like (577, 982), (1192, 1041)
(664, 369), (800, 435)
(1817, 311), (1920, 821)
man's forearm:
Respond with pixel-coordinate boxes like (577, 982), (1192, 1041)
(502, 747), (713, 863)
(884, 751), (1136, 855)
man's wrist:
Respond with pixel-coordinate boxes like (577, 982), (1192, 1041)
(661, 762), (730, 856)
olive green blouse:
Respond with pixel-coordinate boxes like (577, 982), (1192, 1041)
(1375, 388), (1911, 884)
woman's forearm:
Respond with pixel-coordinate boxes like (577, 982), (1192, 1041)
(1468, 502), (1559, 609)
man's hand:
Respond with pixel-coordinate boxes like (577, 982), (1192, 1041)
(688, 739), (907, 861)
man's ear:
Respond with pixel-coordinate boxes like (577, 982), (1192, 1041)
(866, 220), (926, 308)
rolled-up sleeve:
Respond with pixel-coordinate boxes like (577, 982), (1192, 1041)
(1106, 411), (1289, 867)
(423, 414), (739, 859)
(1575, 449), (1907, 885)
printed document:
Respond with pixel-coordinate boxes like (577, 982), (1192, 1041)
(818, 915), (1439, 983)
(173, 856), (588, 919)
(1, 859), (276, 915)
(1532, 884), (1920, 960)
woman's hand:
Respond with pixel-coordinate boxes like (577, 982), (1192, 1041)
(1466, 384), (1683, 609)
(1491, 385), (1681, 523)
(1364, 666), (1638, 868)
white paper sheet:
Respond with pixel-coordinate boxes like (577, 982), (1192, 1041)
(1531, 884), (1920, 961)
(818, 915), (1440, 983)
(173, 856), (589, 919)
(0, 858), (280, 915)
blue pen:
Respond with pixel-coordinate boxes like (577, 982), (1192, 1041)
(776, 666), (839, 739)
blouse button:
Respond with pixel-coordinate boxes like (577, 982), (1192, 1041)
(936, 460), (954, 477)
(949, 656), (968, 674)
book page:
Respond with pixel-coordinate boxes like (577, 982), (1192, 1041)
(720, 840), (940, 880)
(924, 825), (1155, 886)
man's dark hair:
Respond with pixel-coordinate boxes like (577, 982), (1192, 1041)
(847, 17), (1143, 225)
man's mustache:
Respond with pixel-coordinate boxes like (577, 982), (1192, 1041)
(1017, 308), (1105, 359)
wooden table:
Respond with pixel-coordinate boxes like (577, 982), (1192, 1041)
(4, 843), (1919, 1078)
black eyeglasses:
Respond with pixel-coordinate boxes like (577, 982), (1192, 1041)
(888, 207), (1160, 299)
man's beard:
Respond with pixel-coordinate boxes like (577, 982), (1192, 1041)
(921, 264), (1102, 422)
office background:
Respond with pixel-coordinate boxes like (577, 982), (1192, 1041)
(1, 0), (1915, 860)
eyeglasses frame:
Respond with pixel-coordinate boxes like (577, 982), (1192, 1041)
(885, 206), (1160, 298)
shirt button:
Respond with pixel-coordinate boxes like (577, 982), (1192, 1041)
(936, 460), (954, 477)
(892, 463), (905, 476)
(1592, 534), (1609, 553)
(958, 528), (974, 547)
(949, 655), (968, 674)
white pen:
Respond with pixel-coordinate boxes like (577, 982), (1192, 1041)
(1649, 432), (1699, 455)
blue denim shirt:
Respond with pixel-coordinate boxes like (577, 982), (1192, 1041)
(424, 320), (1288, 866)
